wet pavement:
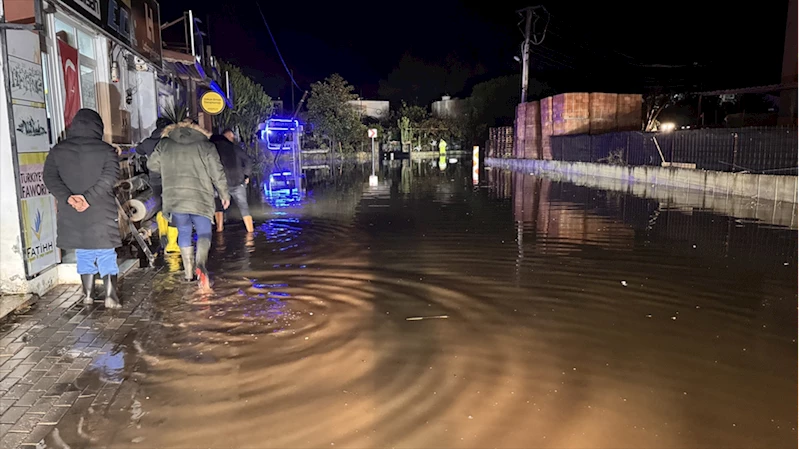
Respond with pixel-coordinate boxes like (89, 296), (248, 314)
(1, 158), (796, 448)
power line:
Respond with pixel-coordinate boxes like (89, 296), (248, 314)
(530, 7), (550, 45)
(255, 1), (301, 90)
(517, 7), (550, 46)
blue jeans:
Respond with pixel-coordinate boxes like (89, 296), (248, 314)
(76, 249), (119, 277)
(171, 213), (212, 248)
(216, 184), (250, 217)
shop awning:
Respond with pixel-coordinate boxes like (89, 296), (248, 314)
(161, 49), (233, 108)
(162, 60), (204, 82)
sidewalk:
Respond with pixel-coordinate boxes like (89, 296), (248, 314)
(0, 268), (159, 448)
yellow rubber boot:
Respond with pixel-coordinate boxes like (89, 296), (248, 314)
(165, 226), (180, 254)
(156, 212), (169, 236)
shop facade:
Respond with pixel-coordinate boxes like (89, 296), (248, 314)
(0, 0), (163, 297)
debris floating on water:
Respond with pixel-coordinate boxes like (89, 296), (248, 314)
(406, 315), (449, 321)
(621, 281), (628, 287)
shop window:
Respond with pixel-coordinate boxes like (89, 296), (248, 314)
(77, 31), (94, 59)
(80, 65), (97, 110)
(53, 16), (99, 115)
(54, 18), (76, 47)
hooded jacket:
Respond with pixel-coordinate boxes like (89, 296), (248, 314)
(43, 109), (121, 250)
(135, 125), (165, 157)
(135, 126), (166, 190)
(210, 134), (253, 186)
(147, 121), (229, 220)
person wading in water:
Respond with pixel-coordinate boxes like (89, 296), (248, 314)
(148, 119), (229, 290)
(211, 128), (254, 233)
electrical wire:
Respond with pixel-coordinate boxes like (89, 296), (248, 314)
(255, 1), (301, 90)
(530, 7), (550, 46)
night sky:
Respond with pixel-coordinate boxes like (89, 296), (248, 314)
(160, 1), (791, 104)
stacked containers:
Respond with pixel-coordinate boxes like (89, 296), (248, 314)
(489, 126), (514, 158)
(552, 92), (590, 136)
(616, 94), (643, 131)
(502, 127), (514, 158)
(524, 101), (542, 159)
(589, 93), (618, 134)
(487, 128), (496, 158)
(540, 96), (554, 160)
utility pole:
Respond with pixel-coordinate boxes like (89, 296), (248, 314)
(779, 0), (799, 125)
(517, 6), (546, 103)
(519, 7), (533, 103)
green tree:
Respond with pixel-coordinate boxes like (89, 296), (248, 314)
(418, 116), (458, 146)
(307, 74), (365, 153)
(217, 62), (273, 145)
(397, 101), (429, 124)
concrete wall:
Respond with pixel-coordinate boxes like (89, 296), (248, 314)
(432, 96), (466, 119)
(348, 100), (389, 120)
(486, 158), (798, 206)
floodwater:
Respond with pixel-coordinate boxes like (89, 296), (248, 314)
(53, 159), (797, 448)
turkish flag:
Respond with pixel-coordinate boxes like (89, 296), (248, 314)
(58, 39), (81, 128)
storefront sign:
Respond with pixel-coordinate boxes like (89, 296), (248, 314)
(20, 195), (58, 276)
(200, 91), (225, 115)
(57, 0), (162, 66)
(12, 103), (50, 152)
(5, 30), (59, 277)
(130, 0), (162, 65)
(58, 39), (81, 128)
(9, 29), (49, 153)
(19, 153), (50, 199)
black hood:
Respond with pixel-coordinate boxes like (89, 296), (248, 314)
(66, 109), (104, 140)
(210, 134), (231, 144)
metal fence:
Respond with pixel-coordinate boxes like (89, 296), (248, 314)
(550, 126), (798, 175)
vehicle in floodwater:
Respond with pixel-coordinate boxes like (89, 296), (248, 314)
(259, 117), (304, 207)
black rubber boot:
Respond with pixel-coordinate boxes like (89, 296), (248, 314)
(80, 274), (96, 304)
(179, 247), (195, 282)
(195, 238), (211, 290)
(103, 275), (122, 309)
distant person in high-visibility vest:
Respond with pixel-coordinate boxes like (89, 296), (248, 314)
(438, 138), (447, 155)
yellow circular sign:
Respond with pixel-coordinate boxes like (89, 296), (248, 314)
(200, 91), (225, 115)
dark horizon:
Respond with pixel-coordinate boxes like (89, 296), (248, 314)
(160, 1), (793, 106)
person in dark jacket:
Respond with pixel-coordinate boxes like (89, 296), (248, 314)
(135, 117), (171, 157)
(211, 129), (254, 233)
(134, 117), (170, 194)
(43, 109), (123, 309)
(148, 120), (229, 289)
(135, 117), (171, 252)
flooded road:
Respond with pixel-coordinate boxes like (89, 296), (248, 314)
(53, 159), (796, 448)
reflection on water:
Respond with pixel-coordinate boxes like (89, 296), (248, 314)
(89, 349), (126, 383)
(56, 159), (797, 449)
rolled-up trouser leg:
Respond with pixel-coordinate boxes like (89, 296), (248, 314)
(229, 184), (250, 218)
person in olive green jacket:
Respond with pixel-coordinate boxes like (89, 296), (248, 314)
(148, 120), (230, 289)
